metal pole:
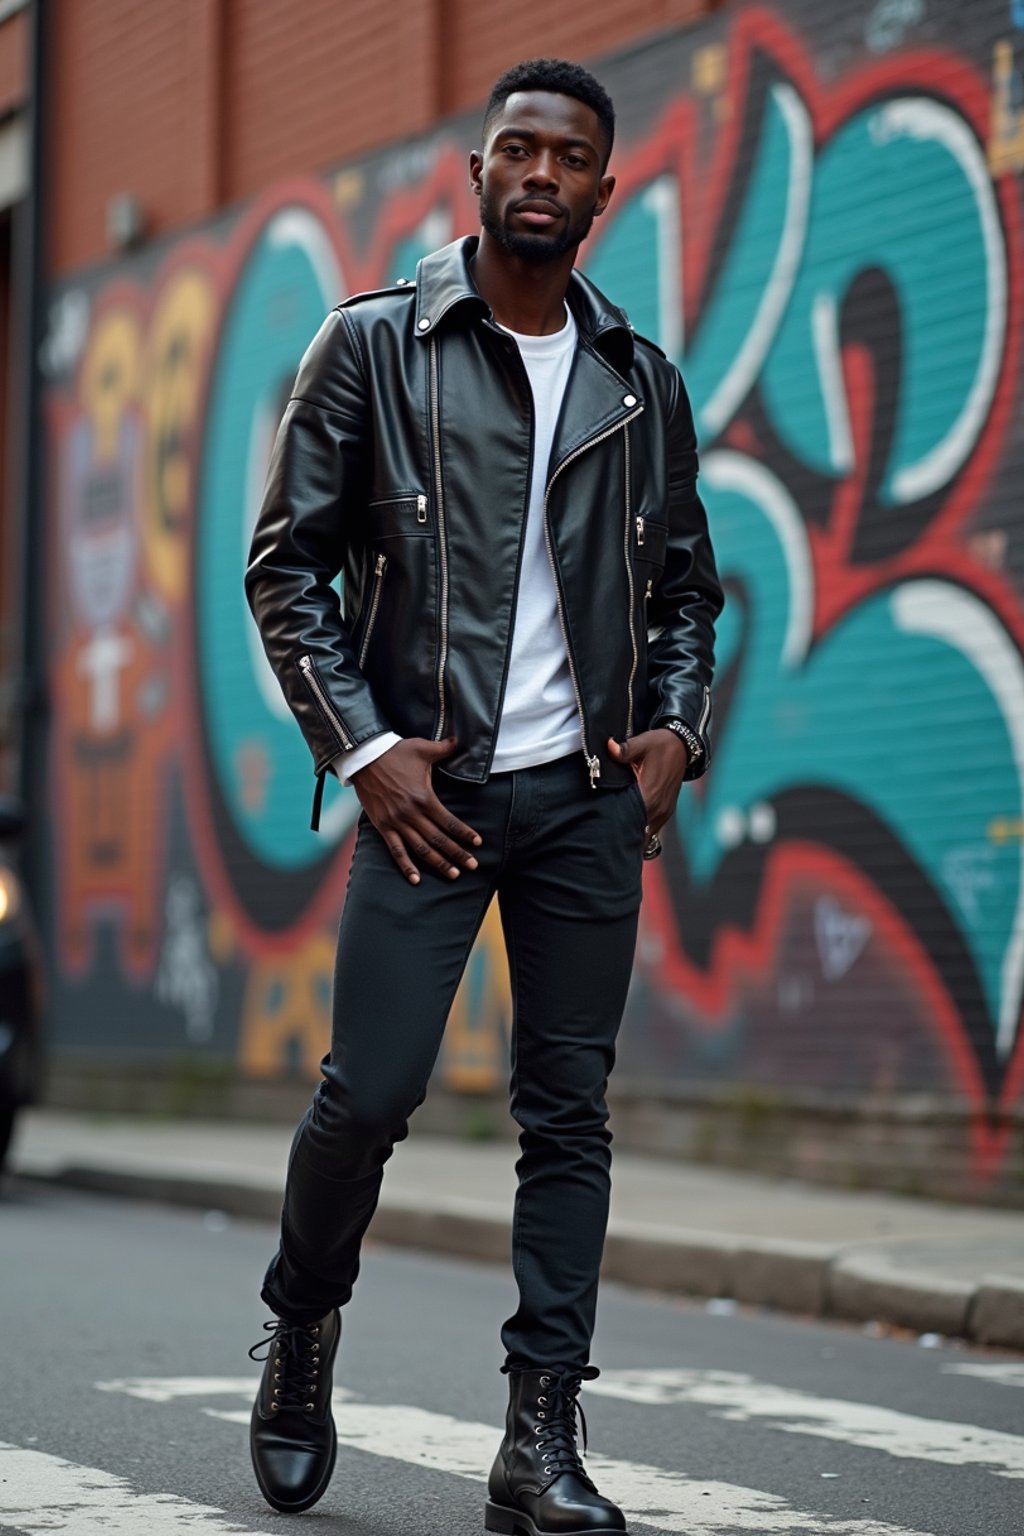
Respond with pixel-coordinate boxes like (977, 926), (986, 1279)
(12, 0), (48, 901)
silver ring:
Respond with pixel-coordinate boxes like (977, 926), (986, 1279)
(643, 832), (662, 860)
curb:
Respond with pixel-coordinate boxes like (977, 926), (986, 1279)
(14, 1161), (1024, 1353)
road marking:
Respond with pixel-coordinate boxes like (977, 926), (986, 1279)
(587, 1369), (1024, 1479)
(0, 1441), (278, 1535)
(203, 1400), (933, 1535)
(95, 1375), (355, 1404)
(944, 1363), (1024, 1390)
(95, 1377), (266, 1404)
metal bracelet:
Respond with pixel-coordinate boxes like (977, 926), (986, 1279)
(662, 719), (703, 763)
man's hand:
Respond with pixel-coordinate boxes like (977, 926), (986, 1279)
(607, 730), (689, 836)
(351, 736), (482, 885)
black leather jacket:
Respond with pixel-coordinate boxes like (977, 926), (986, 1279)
(246, 237), (723, 824)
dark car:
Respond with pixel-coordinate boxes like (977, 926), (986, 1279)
(0, 796), (45, 1170)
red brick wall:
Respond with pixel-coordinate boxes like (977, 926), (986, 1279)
(47, 0), (720, 275)
(0, 8), (26, 118)
(48, 0), (212, 273)
(440, 0), (716, 111)
(219, 0), (441, 201)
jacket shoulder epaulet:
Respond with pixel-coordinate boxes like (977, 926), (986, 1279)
(336, 278), (416, 311)
(631, 328), (667, 362)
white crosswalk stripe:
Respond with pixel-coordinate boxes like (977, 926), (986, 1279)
(93, 1375), (355, 1404)
(587, 1368), (1024, 1479)
(5, 1368), (1017, 1536)
(944, 1363), (1024, 1391)
(202, 1401), (938, 1535)
(0, 1441), (278, 1536)
(94, 1377), (269, 1404)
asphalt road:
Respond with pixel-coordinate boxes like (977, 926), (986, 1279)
(2, 1180), (1023, 1535)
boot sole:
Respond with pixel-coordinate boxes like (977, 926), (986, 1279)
(251, 1425), (337, 1514)
(484, 1500), (624, 1536)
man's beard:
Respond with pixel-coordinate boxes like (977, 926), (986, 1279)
(479, 186), (596, 263)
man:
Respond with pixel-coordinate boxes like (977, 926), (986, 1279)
(244, 57), (721, 1533)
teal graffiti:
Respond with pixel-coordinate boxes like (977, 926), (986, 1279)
(761, 97), (1004, 504)
(585, 60), (1019, 1077)
(197, 205), (360, 870)
(679, 453), (1024, 1063)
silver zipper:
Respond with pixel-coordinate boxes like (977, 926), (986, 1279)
(645, 577), (653, 601)
(429, 338), (449, 738)
(623, 426), (638, 741)
(697, 683), (712, 737)
(543, 402), (645, 786)
(298, 653), (354, 749)
(358, 553), (388, 668)
(366, 491), (428, 524)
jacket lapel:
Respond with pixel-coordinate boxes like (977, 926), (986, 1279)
(547, 341), (643, 484)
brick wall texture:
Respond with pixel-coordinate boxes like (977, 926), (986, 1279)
(47, 0), (720, 273)
(0, 7), (25, 119)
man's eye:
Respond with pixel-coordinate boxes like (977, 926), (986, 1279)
(504, 144), (526, 156)
(565, 156), (587, 169)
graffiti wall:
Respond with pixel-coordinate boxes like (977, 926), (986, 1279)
(41, 1), (1024, 1179)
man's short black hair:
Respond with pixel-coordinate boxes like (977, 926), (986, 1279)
(482, 59), (615, 167)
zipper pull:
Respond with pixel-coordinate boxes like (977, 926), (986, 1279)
(645, 577), (653, 601)
(416, 494), (427, 524)
(310, 768), (326, 833)
(587, 754), (601, 788)
(375, 552), (386, 575)
(636, 515), (645, 547)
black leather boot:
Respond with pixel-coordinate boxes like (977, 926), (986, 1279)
(486, 1368), (626, 1535)
(248, 1309), (340, 1512)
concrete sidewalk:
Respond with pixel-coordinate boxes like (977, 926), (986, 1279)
(10, 1108), (1024, 1350)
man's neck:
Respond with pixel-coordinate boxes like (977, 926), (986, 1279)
(469, 231), (575, 336)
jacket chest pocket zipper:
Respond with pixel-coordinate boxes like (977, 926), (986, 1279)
(636, 515), (645, 547)
(358, 553), (388, 667)
(366, 492), (429, 521)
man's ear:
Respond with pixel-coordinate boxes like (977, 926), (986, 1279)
(469, 150), (483, 196)
(594, 173), (616, 218)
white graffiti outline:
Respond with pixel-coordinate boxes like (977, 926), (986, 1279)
(702, 450), (814, 668)
(891, 581), (1024, 1059)
(811, 289), (855, 474)
(699, 83), (813, 438)
(870, 99), (1007, 504)
(641, 173), (685, 362)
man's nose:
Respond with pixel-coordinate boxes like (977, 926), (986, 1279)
(523, 152), (559, 189)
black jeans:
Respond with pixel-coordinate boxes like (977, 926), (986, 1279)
(261, 751), (646, 1372)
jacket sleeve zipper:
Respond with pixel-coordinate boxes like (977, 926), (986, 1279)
(358, 553), (388, 668)
(623, 425), (638, 742)
(697, 683), (712, 737)
(297, 653), (355, 750)
(543, 403), (645, 785)
(428, 339), (450, 739)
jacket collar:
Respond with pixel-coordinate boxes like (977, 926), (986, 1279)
(414, 235), (636, 373)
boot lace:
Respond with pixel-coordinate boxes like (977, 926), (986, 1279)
(248, 1319), (324, 1414)
(533, 1371), (590, 1477)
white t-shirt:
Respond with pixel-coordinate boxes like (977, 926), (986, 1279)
(334, 303), (579, 784)
(489, 305), (578, 772)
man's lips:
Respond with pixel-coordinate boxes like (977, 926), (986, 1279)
(512, 203), (565, 227)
